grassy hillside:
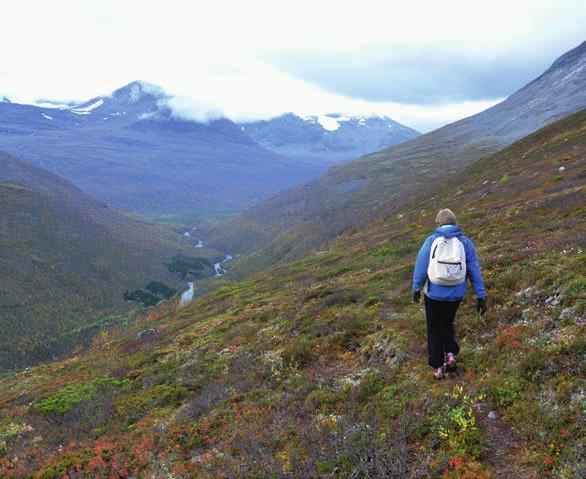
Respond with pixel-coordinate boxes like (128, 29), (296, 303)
(0, 111), (584, 477)
(0, 151), (203, 371)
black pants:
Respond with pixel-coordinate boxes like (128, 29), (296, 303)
(424, 295), (461, 368)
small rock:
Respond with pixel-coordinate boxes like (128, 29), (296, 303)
(488, 411), (497, 420)
(136, 328), (159, 340)
(545, 290), (564, 307)
(515, 286), (537, 303)
(559, 166), (566, 172)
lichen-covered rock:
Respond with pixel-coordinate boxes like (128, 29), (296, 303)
(514, 286), (539, 305)
(558, 307), (574, 321)
(545, 287), (564, 307)
(360, 330), (398, 366)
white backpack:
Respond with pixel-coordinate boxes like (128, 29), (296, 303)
(427, 236), (467, 286)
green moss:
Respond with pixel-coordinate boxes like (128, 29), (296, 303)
(565, 277), (586, 303)
(356, 371), (386, 407)
(303, 388), (342, 414)
(34, 377), (129, 415)
(114, 384), (188, 424)
(491, 378), (528, 408)
(367, 243), (413, 259)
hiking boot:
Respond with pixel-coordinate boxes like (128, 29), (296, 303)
(433, 366), (444, 379)
(445, 353), (457, 373)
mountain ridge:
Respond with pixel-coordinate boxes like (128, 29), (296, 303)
(200, 41), (586, 272)
(239, 112), (420, 164)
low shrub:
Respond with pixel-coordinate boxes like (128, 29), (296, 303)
(282, 337), (314, 369)
(35, 377), (128, 415)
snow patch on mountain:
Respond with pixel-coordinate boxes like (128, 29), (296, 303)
(240, 112), (420, 162)
(71, 98), (104, 113)
(128, 83), (142, 102)
(317, 115), (340, 131)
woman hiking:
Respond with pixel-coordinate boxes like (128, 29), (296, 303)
(412, 209), (487, 379)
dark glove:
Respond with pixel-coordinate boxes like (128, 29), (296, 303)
(413, 291), (421, 303)
(477, 298), (487, 315)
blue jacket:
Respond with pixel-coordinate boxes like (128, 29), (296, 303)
(412, 225), (486, 301)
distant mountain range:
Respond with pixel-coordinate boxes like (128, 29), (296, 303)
(240, 113), (419, 163)
(201, 41), (586, 269)
(0, 82), (417, 218)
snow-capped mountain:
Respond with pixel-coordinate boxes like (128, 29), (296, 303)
(240, 113), (420, 163)
(0, 82), (330, 217)
(0, 81), (420, 217)
(67, 81), (165, 119)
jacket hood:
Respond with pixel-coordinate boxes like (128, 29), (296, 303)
(434, 224), (462, 238)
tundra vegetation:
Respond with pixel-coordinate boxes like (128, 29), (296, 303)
(0, 111), (584, 477)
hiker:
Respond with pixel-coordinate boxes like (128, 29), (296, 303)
(412, 208), (487, 379)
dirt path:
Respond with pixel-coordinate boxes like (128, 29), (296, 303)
(407, 312), (532, 478)
(475, 403), (531, 478)
(433, 368), (530, 478)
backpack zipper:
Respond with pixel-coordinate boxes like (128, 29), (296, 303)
(438, 260), (463, 269)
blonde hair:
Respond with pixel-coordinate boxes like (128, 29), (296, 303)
(436, 208), (458, 225)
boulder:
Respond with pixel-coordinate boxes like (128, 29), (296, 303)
(136, 328), (159, 340)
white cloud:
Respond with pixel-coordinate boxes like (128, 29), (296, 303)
(0, 0), (582, 131)
(158, 60), (503, 131)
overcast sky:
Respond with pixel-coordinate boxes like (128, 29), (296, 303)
(1, 0), (584, 131)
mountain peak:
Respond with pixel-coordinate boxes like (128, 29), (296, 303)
(240, 112), (420, 160)
(111, 81), (167, 103)
(68, 81), (168, 115)
(545, 40), (586, 73)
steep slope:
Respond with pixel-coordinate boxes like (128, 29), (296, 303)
(240, 113), (420, 164)
(0, 151), (195, 370)
(202, 41), (586, 267)
(0, 82), (328, 218)
(0, 109), (583, 478)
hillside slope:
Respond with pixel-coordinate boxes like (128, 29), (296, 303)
(201, 41), (586, 267)
(0, 151), (196, 370)
(0, 110), (583, 478)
